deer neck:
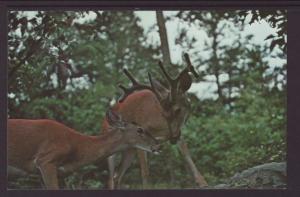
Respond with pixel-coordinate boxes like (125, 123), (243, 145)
(95, 131), (128, 157)
(76, 131), (127, 164)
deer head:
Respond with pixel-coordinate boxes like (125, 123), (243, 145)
(118, 53), (199, 144)
(106, 109), (161, 154)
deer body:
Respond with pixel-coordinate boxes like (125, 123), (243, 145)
(9, 119), (124, 175)
(8, 111), (160, 189)
(104, 54), (208, 189)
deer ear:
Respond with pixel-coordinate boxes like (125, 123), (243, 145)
(178, 72), (192, 93)
(106, 109), (125, 129)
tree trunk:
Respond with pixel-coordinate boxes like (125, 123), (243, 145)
(156, 10), (176, 186)
(156, 11), (172, 66)
(211, 31), (224, 104)
(155, 10), (208, 188)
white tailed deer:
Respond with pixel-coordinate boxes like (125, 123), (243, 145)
(102, 53), (208, 189)
(7, 109), (161, 189)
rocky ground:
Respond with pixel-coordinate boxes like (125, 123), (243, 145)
(210, 162), (286, 189)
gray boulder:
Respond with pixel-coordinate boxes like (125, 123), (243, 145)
(213, 162), (286, 189)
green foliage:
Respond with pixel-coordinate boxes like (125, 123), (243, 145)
(63, 165), (106, 189)
(8, 10), (286, 189)
(183, 90), (286, 185)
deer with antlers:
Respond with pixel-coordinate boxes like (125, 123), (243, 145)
(7, 109), (161, 189)
(102, 53), (208, 189)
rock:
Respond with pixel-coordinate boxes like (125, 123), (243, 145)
(212, 183), (230, 189)
(212, 162), (286, 189)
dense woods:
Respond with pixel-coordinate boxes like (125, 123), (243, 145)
(8, 10), (286, 189)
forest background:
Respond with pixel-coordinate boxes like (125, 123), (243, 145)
(8, 10), (286, 189)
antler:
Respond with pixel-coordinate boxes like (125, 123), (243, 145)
(118, 69), (153, 102)
(118, 53), (199, 104)
(157, 53), (199, 102)
(184, 53), (199, 78)
(148, 72), (164, 102)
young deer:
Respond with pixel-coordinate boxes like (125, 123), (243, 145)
(102, 54), (208, 189)
(7, 109), (161, 189)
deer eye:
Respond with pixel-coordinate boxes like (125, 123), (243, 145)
(137, 127), (144, 134)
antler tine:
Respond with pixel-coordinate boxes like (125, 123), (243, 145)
(118, 84), (131, 102)
(183, 53), (199, 78)
(118, 68), (153, 102)
(148, 72), (162, 101)
(158, 61), (173, 84)
(123, 68), (139, 85)
(118, 84), (127, 92)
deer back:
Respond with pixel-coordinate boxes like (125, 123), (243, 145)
(102, 90), (170, 140)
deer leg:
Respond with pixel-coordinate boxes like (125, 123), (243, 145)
(107, 154), (116, 189)
(137, 150), (149, 189)
(36, 162), (59, 190)
(114, 148), (135, 189)
(177, 138), (208, 187)
(34, 145), (70, 190)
